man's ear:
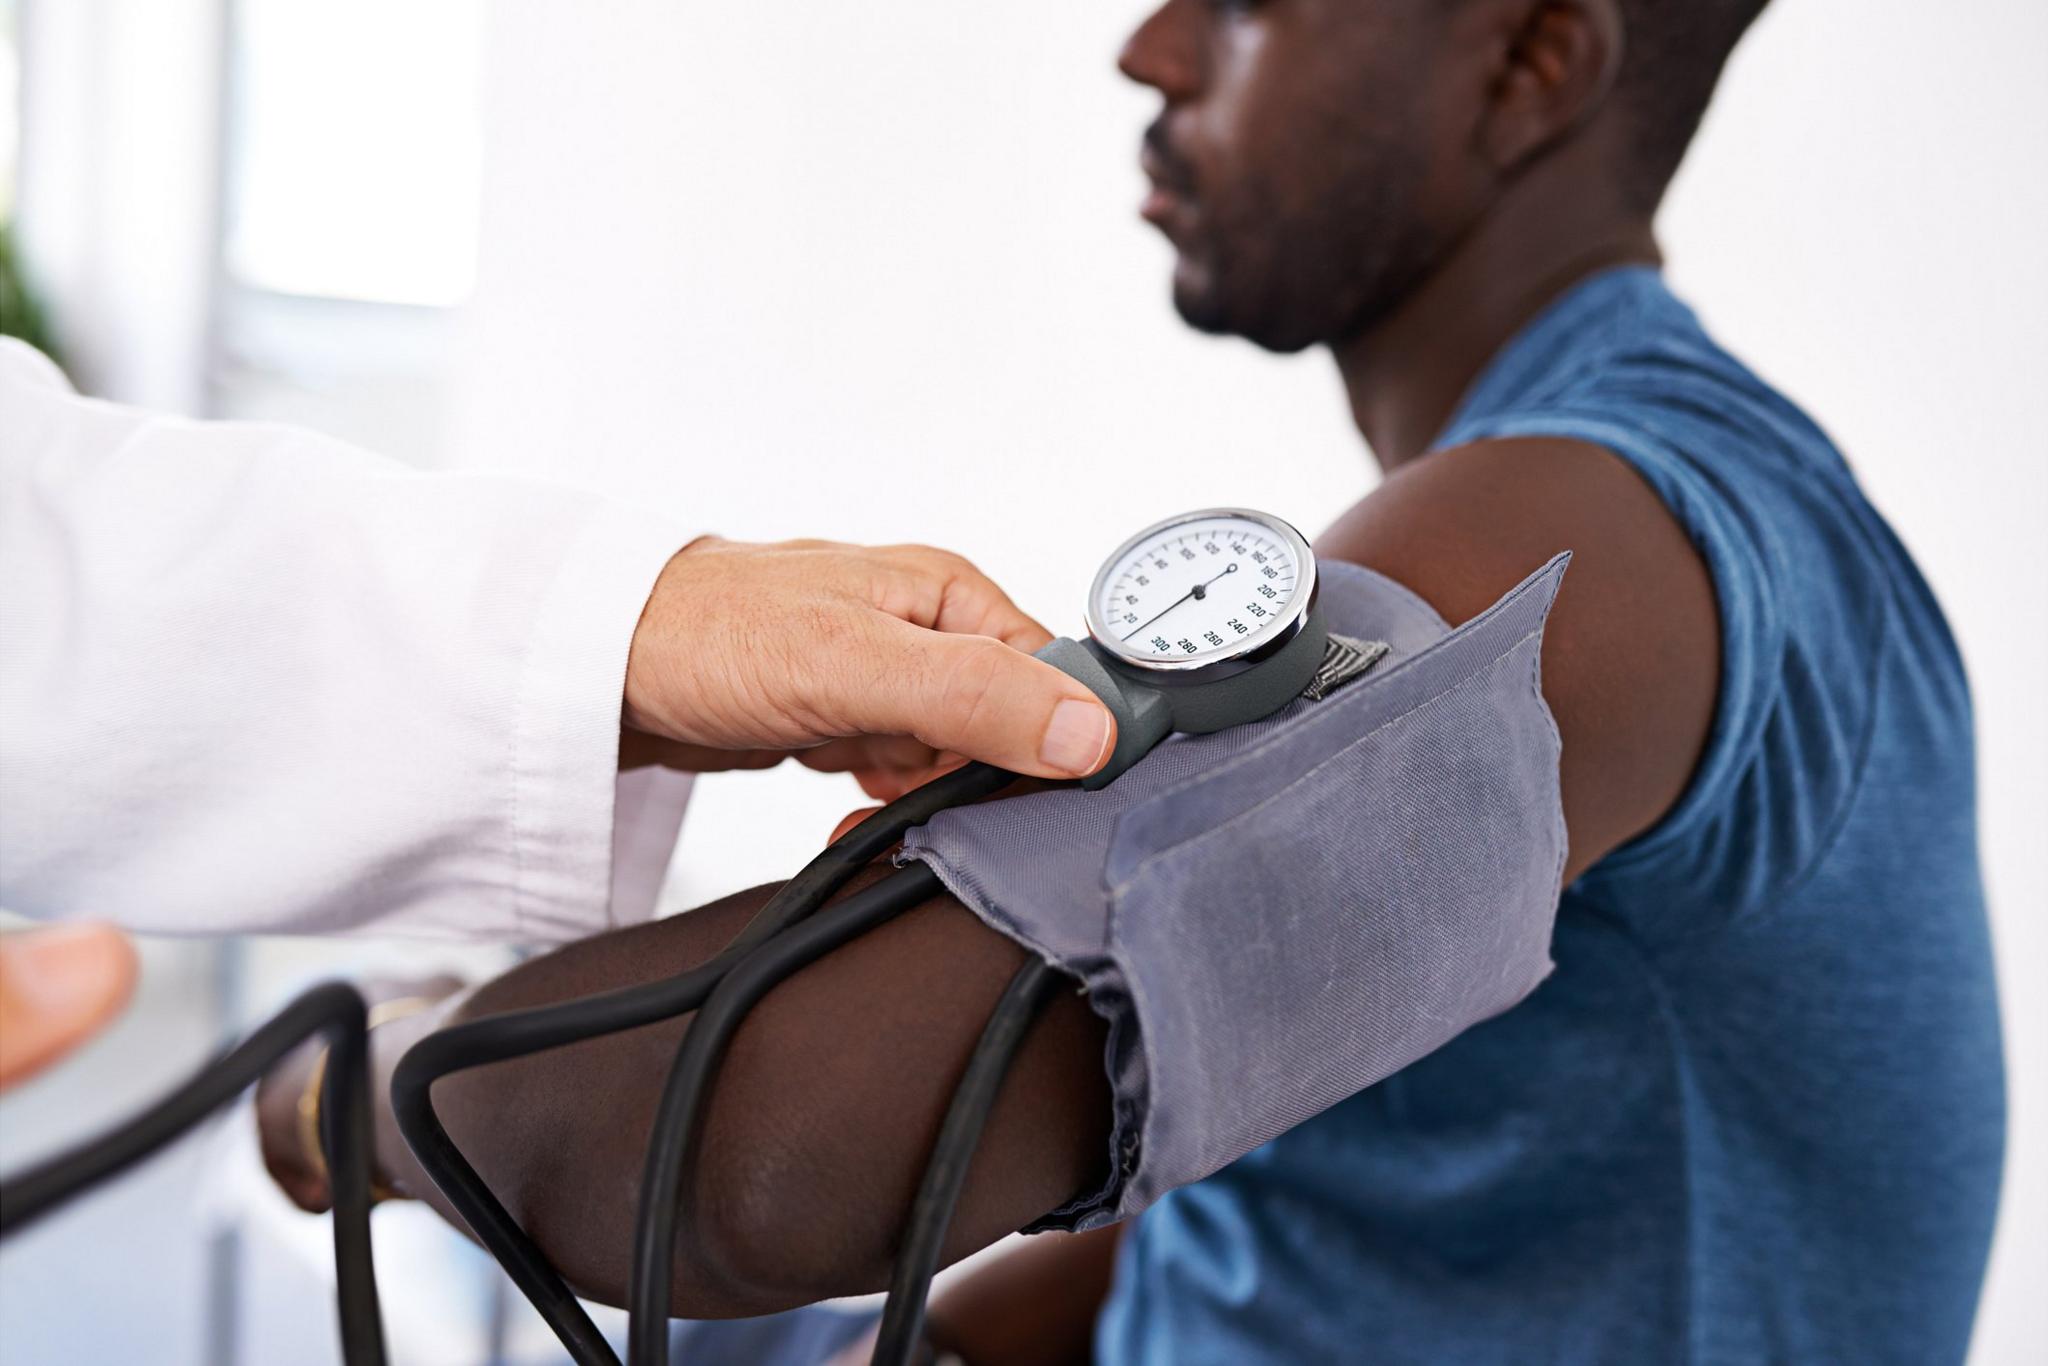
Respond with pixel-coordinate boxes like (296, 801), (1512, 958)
(1476, 0), (1625, 171)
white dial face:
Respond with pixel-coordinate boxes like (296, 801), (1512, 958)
(1090, 511), (1311, 668)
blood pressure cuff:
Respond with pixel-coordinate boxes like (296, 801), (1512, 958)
(899, 553), (1570, 1227)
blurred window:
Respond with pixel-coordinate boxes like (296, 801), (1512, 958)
(224, 0), (482, 306)
(212, 0), (484, 462)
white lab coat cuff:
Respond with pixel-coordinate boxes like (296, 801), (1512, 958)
(610, 765), (694, 924)
(511, 502), (694, 942)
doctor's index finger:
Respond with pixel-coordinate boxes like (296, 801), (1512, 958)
(849, 617), (1116, 781)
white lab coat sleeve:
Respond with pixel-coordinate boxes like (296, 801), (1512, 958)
(0, 338), (695, 942)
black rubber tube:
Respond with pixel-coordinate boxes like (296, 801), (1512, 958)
(870, 957), (1062, 1366)
(625, 863), (943, 1366)
(394, 763), (1014, 1365)
(0, 982), (388, 1366)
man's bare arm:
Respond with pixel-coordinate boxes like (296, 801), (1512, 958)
(352, 434), (1716, 1321)
(356, 869), (1109, 1318)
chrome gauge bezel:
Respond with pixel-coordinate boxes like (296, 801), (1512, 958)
(1084, 506), (1319, 680)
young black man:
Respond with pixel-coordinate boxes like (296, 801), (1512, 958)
(264, 2), (2004, 1362)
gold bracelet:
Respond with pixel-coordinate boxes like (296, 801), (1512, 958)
(295, 996), (438, 1202)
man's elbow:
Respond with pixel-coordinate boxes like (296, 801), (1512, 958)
(424, 1045), (873, 1316)
(685, 973), (1116, 1312)
(680, 1037), (911, 1313)
(442, 894), (1111, 1317)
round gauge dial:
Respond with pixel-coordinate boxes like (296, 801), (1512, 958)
(1086, 508), (1317, 673)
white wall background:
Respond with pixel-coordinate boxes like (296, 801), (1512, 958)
(449, 2), (2046, 1361)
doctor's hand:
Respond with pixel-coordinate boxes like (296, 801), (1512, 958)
(622, 538), (1116, 786)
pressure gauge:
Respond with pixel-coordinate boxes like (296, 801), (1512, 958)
(1038, 507), (1329, 789)
(1085, 508), (1318, 676)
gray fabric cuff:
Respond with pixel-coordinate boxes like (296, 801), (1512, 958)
(900, 557), (1569, 1228)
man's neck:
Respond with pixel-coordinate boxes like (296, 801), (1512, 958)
(1335, 180), (1661, 474)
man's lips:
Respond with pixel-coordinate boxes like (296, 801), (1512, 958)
(1140, 182), (1184, 226)
(1138, 143), (1195, 230)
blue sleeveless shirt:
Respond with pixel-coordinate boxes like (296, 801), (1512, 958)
(1095, 269), (2005, 1365)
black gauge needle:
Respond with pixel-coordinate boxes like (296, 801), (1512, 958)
(1120, 562), (1239, 641)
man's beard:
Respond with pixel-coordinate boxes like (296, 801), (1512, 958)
(1171, 142), (1444, 355)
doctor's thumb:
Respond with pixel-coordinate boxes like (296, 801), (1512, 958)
(868, 622), (1117, 781)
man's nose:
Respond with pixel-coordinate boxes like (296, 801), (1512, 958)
(1118, 0), (1202, 101)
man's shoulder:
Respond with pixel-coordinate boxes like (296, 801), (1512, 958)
(1316, 433), (1720, 876)
(1319, 434), (1704, 630)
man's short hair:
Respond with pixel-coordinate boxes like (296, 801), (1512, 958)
(1613, 0), (1772, 207)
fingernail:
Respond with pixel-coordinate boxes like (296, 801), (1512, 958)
(1041, 698), (1114, 775)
